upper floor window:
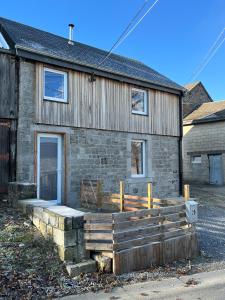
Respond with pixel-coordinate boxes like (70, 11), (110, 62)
(131, 140), (145, 177)
(44, 68), (68, 102)
(131, 88), (147, 115)
(0, 32), (9, 49)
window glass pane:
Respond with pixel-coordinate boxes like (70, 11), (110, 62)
(131, 141), (144, 175)
(192, 155), (201, 164)
(44, 70), (66, 100)
(40, 137), (58, 200)
(132, 89), (146, 113)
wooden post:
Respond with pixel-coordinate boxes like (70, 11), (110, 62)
(147, 182), (152, 209)
(97, 181), (103, 210)
(184, 184), (190, 201)
(120, 181), (124, 212)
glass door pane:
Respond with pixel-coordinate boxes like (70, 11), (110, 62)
(38, 135), (61, 202)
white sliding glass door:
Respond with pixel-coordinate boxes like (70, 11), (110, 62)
(37, 134), (62, 204)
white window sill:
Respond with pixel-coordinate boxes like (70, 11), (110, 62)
(132, 111), (148, 116)
(44, 97), (68, 103)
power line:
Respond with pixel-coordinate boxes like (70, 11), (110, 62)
(189, 27), (225, 82)
(96, 0), (160, 70)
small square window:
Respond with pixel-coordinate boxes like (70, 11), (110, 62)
(44, 68), (68, 102)
(131, 140), (145, 177)
(131, 88), (147, 115)
(191, 155), (201, 164)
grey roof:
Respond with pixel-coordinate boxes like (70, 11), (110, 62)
(0, 17), (183, 92)
(184, 100), (225, 124)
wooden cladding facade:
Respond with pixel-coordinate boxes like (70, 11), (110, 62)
(35, 63), (180, 137)
(0, 52), (18, 119)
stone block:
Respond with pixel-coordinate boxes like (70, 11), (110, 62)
(39, 221), (47, 237)
(52, 228), (77, 247)
(58, 216), (73, 231)
(32, 216), (40, 229)
(92, 254), (112, 273)
(58, 246), (77, 262)
(46, 224), (53, 236)
(66, 260), (97, 277)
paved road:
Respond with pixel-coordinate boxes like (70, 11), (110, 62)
(62, 269), (225, 300)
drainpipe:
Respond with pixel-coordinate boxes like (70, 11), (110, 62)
(178, 92), (184, 196)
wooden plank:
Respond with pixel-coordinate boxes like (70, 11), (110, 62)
(113, 215), (162, 231)
(120, 181), (124, 212)
(85, 242), (113, 251)
(112, 204), (185, 221)
(113, 220), (187, 242)
(84, 213), (112, 221)
(113, 227), (191, 251)
(84, 232), (113, 240)
(84, 223), (112, 230)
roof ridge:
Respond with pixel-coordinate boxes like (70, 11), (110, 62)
(0, 16), (147, 67)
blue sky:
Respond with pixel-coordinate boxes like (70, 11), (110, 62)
(1, 0), (225, 99)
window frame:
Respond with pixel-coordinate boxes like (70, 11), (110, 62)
(131, 88), (148, 116)
(131, 139), (146, 178)
(43, 67), (68, 103)
(191, 155), (202, 164)
(0, 32), (9, 49)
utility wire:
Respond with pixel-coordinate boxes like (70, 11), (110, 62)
(189, 27), (225, 82)
(96, 0), (160, 70)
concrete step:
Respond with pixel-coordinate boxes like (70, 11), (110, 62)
(66, 259), (97, 277)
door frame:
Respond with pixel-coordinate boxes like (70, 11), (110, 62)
(37, 133), (62, 203)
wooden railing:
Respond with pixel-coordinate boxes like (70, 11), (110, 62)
(80, 180), (190, 212)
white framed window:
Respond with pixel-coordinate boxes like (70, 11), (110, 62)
(131, 88), (147, 115)
(131, 140), (145, 177)
(0, 32), (9, 49)
(191, 155), (201, 164)
(43, 68), (68, 102)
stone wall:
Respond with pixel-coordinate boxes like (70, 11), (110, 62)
(8, 182), (37, 207)
(16, 59), (180, 207)
(183, 122), (225, 184)
(18, 199), (88, 262)
(183, 82), (212, 117)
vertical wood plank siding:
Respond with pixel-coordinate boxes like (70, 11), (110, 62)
(35, 63), (180, 136)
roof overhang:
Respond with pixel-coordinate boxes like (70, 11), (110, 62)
(183, 117), (225, 126)
(15, 46), (183, 96)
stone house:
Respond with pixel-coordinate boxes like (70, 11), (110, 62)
(183, 82), (225, 185)
(0, 17), (184, 207)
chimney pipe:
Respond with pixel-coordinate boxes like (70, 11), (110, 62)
(68, 23), (74, 45)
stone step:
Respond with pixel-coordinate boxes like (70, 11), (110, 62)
(66, 260), (97, 277)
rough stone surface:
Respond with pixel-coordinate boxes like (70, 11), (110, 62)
(8, 182), (37, 207)
(183, 122), (225, 184)
(66, 260), (97, 277)
(17, 200), (88, 264)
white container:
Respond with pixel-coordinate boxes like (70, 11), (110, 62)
(186, 200), (198, 223)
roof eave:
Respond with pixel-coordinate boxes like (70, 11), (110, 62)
(15, 46), (183, 96)
(183, 117), (225, 125)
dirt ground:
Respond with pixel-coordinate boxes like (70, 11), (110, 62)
(0, 185), (225, 299)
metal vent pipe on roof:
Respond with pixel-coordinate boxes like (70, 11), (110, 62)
(68, 23), (74, 45)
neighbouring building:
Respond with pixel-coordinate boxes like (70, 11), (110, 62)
(0, 17), (184, 207)
(183, 82), (225, 185)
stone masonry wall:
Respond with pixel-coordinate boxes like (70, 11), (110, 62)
(183, 82), (212, 117)
(183, 122), (225, 184)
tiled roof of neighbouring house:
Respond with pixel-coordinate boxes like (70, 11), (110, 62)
(0, 16), (183, 92)
(184, 100), (225, 124)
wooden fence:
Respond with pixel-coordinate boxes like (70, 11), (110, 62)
(84, 202), (198, 274)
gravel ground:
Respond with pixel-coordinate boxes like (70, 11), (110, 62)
(197, 204), (225, 261)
